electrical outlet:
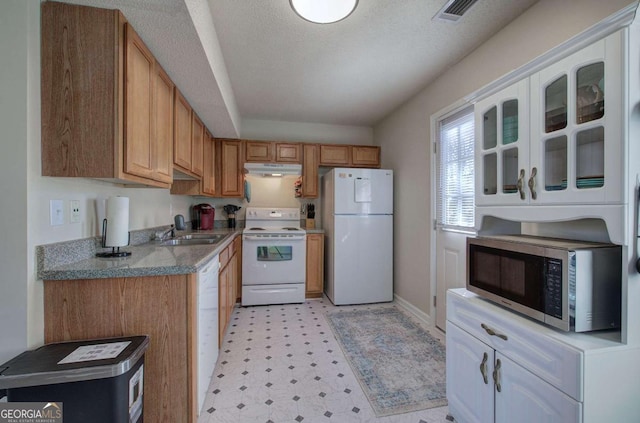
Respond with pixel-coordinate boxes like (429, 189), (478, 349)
(70, 200), (81, 223)
(50, 199), (64, 226)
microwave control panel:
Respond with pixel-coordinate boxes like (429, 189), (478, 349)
(544, 258), (563, 319)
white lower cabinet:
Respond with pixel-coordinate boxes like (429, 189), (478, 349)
(447, 289), (583, 423)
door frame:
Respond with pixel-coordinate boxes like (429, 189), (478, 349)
(430, 99), (477, 332)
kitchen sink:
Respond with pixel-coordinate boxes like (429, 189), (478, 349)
(177, 234), (226, 242)
(160, 238), (221, 246)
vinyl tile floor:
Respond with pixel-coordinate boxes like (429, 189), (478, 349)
(197, 297), (451, 423)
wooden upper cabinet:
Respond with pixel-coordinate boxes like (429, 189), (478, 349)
(245, 140), (302, 163)
(302, 144), (319, 198)
(245, 140), (273, 162)
(173, 89), (192, 175)
(351, 146), (381, 168)
(219, 139), (244, 197)
(153, 64), (174, 183)
(276, 143), (302, 163)
(202, 131), (217, 196)
(123, 24), (154, 180)
(191, 113), (204, 177)
(319, 144), (350, 166)
(40, 2), (171, 188)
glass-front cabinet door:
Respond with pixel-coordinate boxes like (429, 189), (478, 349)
(475, 79), (529, 206)
(529, 32), (623, 205)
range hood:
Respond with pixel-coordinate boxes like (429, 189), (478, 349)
(244, 163), (302, 176)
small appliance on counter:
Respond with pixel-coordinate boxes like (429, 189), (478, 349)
(191, 204), (214, 230)
(97, 196), (131, 258)
(223, 204), (241, 228)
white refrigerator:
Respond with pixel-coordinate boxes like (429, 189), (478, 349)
(322, 168), (393, 305)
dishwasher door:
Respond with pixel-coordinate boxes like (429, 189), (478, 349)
(197, 256), (220, 415)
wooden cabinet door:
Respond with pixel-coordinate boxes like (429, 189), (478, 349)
(305, 234), (324, 296)
(202, 130), (216, 195)
(245, 140), (273, 162)
(319, 144), (350, 166)
(351, 146), (381, 167)
(191, 113), (204, 177)
(123, 24), (154, 179)
(276, 143), (301, 163)
(218, 265), (229, 345)
(219, 139), (244, 197)
(173, 89), (192, 173)
(302, 144), (319, 198)
(153, 65), (174, 183)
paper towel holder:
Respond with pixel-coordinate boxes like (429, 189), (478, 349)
(96, 218), (132, 258)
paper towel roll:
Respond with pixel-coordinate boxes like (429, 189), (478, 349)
(104, 196), (130, 247)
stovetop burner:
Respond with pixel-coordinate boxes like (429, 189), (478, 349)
(248, 227), (265, 230)
(282, 227), (301, 230)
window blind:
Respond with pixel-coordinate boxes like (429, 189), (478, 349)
(436, 106), (475, 231)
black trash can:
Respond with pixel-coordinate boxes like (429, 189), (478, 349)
(0, 335), (149, 423)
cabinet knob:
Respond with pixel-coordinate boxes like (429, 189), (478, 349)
(481, 323), (508, 341)
(479, 352), (489, 384)
(493, 358), (502, 393)
(528, 167), (538, 200)
(517, 169), (526, 200)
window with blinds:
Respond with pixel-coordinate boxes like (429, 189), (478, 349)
(436, 106), (475, 231)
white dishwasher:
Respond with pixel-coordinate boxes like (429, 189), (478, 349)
(197, 256), (220, 415)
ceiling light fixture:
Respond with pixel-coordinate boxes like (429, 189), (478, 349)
(290, 0), (358, 24)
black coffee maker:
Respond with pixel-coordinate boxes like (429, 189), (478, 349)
(223, 204), (241, 228)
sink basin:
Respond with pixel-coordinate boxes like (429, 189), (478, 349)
(177, 234), (226, 242)
(160, 238), (220, 246)
(155, 232), (227, 246)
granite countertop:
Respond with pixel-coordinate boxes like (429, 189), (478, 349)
(37, 228), (242, 281)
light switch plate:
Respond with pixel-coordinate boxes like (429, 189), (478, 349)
(50, 199), (64, 226)
(70, 200), (81, 223)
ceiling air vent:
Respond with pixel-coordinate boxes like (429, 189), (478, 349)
(434, 0), (480, 23)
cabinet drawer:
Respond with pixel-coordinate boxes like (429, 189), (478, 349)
(447, 289), (583, 401)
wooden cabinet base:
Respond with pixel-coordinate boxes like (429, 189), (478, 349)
(44, 275), (197, 423)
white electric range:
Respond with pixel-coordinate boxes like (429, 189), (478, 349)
(241, 207), (307, 306)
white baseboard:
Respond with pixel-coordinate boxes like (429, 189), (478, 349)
(394, 294), (431, 327)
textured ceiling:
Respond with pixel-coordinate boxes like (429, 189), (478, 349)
(54, 0), (538, 135)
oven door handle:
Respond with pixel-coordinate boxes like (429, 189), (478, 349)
(243, 235), (306, 241)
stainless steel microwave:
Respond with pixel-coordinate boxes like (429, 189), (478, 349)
(467, 235), (621, 332)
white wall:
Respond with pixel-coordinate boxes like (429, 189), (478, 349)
(374, 0), (635, 318)
(241, 118), (373, 144)
(1, 0), (30, 364)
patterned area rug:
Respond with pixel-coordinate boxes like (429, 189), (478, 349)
(325, 306), (447, 417)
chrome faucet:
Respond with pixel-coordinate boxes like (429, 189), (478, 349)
(156, 225), (175, 241)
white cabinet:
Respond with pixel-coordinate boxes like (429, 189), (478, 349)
(529, 32), (623, 206)
(445, 288), (640, 423)
(475, 30), (625, 224)
(476, 79), (529, 206)
(447, 291), (581, 423)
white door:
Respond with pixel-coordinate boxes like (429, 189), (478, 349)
(435, 229), (468, 330)
(446, 323), (495, 423)
(434, 106), (475, 331)
(332, 168), (393, 215)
